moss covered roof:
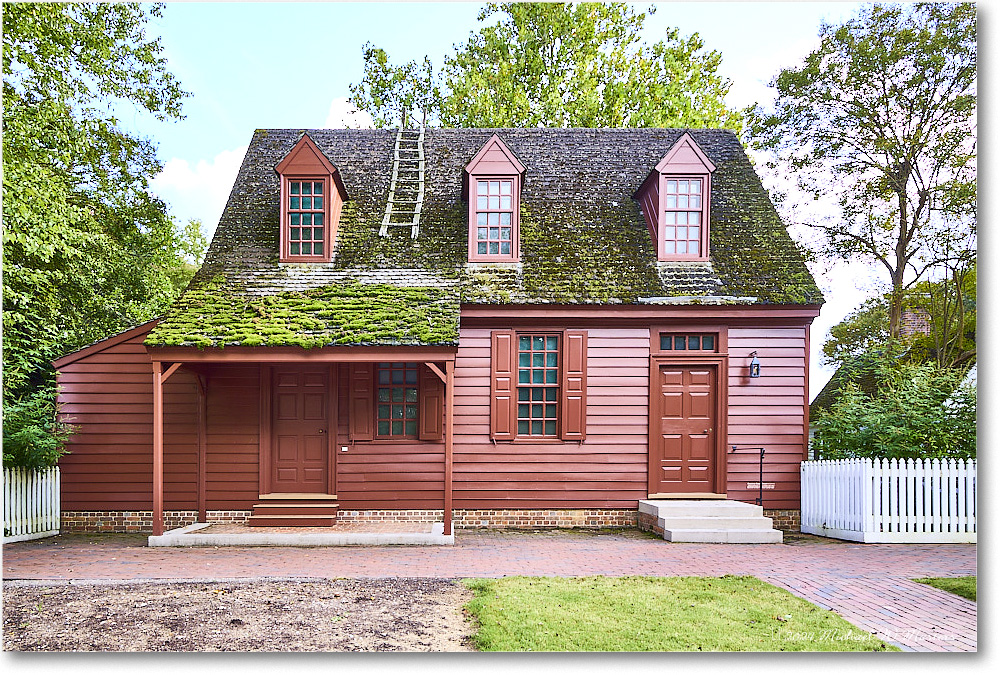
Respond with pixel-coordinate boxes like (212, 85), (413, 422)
(147, 128), (822, 348)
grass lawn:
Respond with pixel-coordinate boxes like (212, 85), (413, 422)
(914, 576), (976, 601)
(463, 575), (898, 652)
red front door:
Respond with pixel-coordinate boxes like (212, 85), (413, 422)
(650, 364), (717, 494)
(272, 366), (329, 493)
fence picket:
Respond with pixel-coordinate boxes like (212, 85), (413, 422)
(800, 458), (976, 543)
(3, 467), (62, 542)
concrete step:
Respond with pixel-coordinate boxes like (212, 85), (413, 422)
(246, 515), (338, 527)
(639, 499), (763, 518)
(663, 528), (783, 544)
(657, 516), (774, 530)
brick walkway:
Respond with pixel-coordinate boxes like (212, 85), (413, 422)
(2, 530), (976, 652)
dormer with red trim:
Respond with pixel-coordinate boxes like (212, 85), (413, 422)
(275, 134), (349, 263)
(464, 134), (526, 262)
(634, 132), (716, 261)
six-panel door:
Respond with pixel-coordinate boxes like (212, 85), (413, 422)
(272, 366), (329, 493)
(651, 365), (717, 494)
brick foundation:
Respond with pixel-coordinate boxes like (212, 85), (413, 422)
(454, 509), (637, 529)
(60, 508), (791, 533)
(764, 509), (800, 532)
(61, 511), (251, 533)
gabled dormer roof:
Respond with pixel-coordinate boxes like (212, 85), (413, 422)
(654, 131), (716, 174)
(274, 132), (349, 201)
(462, 133), (526, 201)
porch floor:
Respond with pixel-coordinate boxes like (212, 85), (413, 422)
(147, 521), (454, 547)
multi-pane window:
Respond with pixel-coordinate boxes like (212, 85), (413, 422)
(517, 335), (559, 437)
(287, 180), (325, 257)
(659, 333), (716, 352)
(663, 178), (703, 256)
(475, 179), (514, 256)
(376, 362), (418, 438)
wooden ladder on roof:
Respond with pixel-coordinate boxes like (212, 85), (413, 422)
(379, 126), (425, 239)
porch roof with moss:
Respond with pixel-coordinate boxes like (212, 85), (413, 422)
(146, 128), (822, 349)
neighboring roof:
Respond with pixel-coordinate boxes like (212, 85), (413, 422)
(147, 128), (823, 349)
(53, 320), (158, 368)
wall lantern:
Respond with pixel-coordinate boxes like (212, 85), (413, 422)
(748, 351), (761, 378)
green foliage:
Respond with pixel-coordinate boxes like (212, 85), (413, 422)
(752, 3), (976, 339)
(812, 359), (976, 460)
(164, 218), (209, 294)
(822, 299), (890, 369)
(463, 575), (896, 651)
(2, 382), (75, 470)
(2, 2), (188, 467)
(350, 2), (742, 130)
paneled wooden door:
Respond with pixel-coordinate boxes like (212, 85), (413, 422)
(271, 366), (330, 493)
(650, 364), (718, 494)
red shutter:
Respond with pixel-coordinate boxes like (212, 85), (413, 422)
(560, 330), (588, 440)
(491, 330), (517, 440)
(419, 364), (444, 441)
(348, 363), (373, 441)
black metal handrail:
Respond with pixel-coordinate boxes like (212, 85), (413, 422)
(731, 446), (766, 506)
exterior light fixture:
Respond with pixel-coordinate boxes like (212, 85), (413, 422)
(749, 351), (761, 378)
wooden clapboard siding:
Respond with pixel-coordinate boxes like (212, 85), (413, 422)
(334, 364), (445, 509)
(452, 326), (649, 509)
(203, 363), (260, 508)
(725, 326), (809, 509)
(57, 330), (199, 510)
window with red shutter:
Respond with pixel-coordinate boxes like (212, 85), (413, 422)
(490, 329), (587, 441)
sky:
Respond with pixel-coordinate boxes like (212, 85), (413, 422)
(131, 1), (927, 398)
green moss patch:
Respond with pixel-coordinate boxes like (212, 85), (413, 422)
(146, 276), (459, 348)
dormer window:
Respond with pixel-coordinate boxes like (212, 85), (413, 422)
(475, 179), (515, 256)
(287, 180), (326, 257)
(634, 133), (714, 262)
(275, 133), (348, 263)
(465, 134), (526, 262)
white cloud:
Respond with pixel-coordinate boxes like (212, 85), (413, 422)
(151, 145), (248, 240)
(323, 97), (375, 129)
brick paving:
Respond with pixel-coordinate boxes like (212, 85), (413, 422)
(2, 530), (976, 652)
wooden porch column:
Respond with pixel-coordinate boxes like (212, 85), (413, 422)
(444, 360), (455, 535)
(151, 361), (164, 536)
(196, 373), (208, 523)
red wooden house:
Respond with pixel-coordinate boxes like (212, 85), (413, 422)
(54, 128), (823, 538)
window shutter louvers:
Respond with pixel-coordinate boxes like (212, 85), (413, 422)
(560, 330), (588, 441)
(418, 364), (445, 441)
(348, 363), (373, 441)
(490, 330), (517, 440)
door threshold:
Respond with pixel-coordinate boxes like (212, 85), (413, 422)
(258, 493), (338, 500)
(647, 493), (728, 500)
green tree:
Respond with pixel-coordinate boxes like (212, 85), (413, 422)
(2, 2), (188, 466)
(165, 218), (209, 294)
(752, 3), (976, 341)
(812, 358), (975, 460)
(350, 2), (741, 130)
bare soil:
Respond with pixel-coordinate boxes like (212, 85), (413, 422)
(2, 578), (474, 652)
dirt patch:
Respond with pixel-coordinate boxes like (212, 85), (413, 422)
(3, 578), (474, 652)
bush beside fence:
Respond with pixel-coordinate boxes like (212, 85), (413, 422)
(801, 458), (976, 543)
(3, 466), (61, 543)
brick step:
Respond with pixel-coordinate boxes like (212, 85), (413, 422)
(246, 514), (338, 527)
(251, 503), (340, 516)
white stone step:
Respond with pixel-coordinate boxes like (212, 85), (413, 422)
(639, 499), (763, 518)
(657, 516), (774, 530)
(664, 528), (783, 544)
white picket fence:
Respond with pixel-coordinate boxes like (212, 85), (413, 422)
(3, 467), (61, 543)
(801, 458), (976, 543)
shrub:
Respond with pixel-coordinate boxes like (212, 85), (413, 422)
(2, 385), (74, 469)
(812, 360), (976, 460)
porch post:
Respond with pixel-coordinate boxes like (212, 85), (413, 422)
(444, 360), (455, 535)
(196, 373), (208, 523)
(151, 360), (165, 536)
